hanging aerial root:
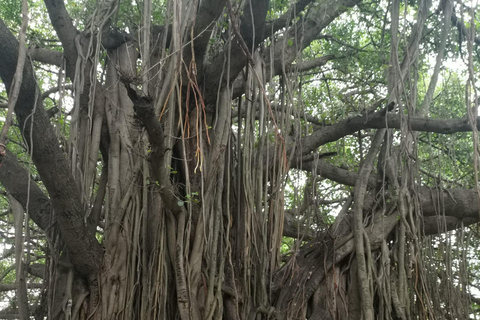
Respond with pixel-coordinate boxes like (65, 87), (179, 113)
(184, 26), (211, 173)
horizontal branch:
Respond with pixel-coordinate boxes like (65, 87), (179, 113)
(41, 84), (73, 99)
(0, 283), (42, 292)
(301, 109), (479, 155)
(293, 157), (376, 188)
(28, 47), (63, 66)
(287, 55), (336, 73)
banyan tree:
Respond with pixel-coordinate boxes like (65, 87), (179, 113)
(0, 0), (480, 319)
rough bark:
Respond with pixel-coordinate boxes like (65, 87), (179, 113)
(0, 18), (102, 278)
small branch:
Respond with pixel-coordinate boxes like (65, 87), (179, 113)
(285, 55), (336, 73)
(318, 34), (376, 53)
(43, 0), (80, 77)
(40, 84), (73, 100)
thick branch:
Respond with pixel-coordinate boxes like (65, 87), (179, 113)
(0, 149), (52, 230)
(192, 0), (227, 59)
(342, 186), (480, 239)
(418, 186), (480, 221)
(125, 85), (186, 217)
(28, 47), (63, 66)
(264, 0), (362, 78)
(301, 109), (480, 156)
(274, 185), (480, 313)
(202, 0), (270, 102)
(0, 18), (102, 278)
(204, 0), (360, 107)
(264, 0), (314, 34)
(293, 158), (376, 188)
(0, 283), (43, 292)
(283, 210), (315, 239)
(43, 0), (79, 77)
(293, 158), (480, 234)
(27, 263), (45, 279)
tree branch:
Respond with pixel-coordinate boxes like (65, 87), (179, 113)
(451, 11), (480, 46)
(285, 55), (336, 73)
(0, 18), (102, 278)
(223, 0), (362, 106)
(202, 0), (270, 102)
(43, 0), (79, 77)
(301, 108), (480, 156)
(192, 0), (226, 59)
(28, 47), (63, 66)
(264, 0), (314, 35)
(264, 0), (362, 78)
(0, 283), (43, 292)
(41, 84), (73, 99)
(293, 157), (377, 188)
(0, 147), (52, 232)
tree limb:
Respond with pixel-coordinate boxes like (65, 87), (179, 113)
(202, 0), (270, 102)
(264, 0), (315, 35)
(192, 0), (227, 59)
(293, 157), (377, 188)
(0, 150), (52, 231)
(0, 18), (102, 278)
(43, 0), (79, 77)
(0, 283), (43, 292)
(28, 47), (63, 66)
(301, 109), (480, 156)
(285, 55), (336, 73)
(264, 0), (362, 78)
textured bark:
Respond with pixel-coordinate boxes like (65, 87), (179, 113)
(0, 149), (52, 230)
(300, 108), (480, 156)
(0, 18), (102, 278)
